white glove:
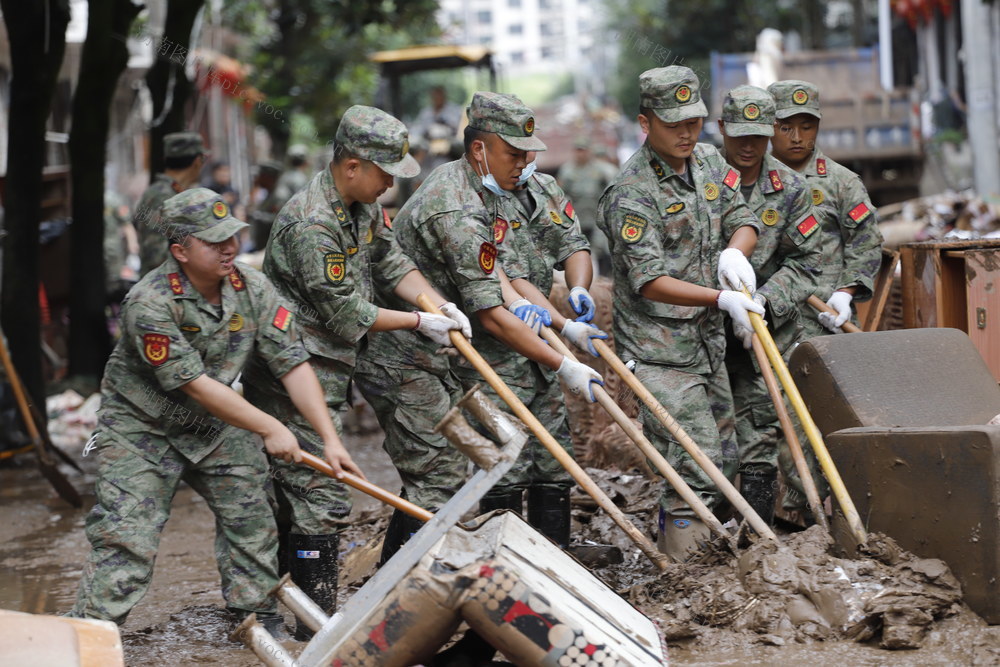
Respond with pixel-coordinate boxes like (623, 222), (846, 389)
(508, 298), (552, 335)
(717, 290), (765, 350)
(440, 302), (472, 340)
(821, 291), (853, 331)
(414, 312), (460, 346)
(567, 286), (596, 322)
(561, 320), (608, 357)
(556, 356), (604, 403)
(717, 247), (756, 293)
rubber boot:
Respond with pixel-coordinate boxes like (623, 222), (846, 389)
(379, 509), (426, 566)
(657, 508), (712, 563)
(740, 467), (777, 529)
(287, 533), (338, 641)
(478, 488), (523, 516)
(526, 486), (571, 548)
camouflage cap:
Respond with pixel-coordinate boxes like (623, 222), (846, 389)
(639, 66), (708, 123)
(258, 160), (283, 176)
(767, 80), (822, 120)
(164, 132), (206, 159)
(161, 188), (248, 243)
(466, 92), (547, 152)
(287, 144), (309, 159)
(721, 85), (775, 137)
(335, 105), (420, 178)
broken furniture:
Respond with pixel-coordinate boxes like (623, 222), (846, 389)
(790, 328), (1000, 623)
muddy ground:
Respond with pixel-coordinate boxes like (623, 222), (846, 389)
(2, 421), (999, 666)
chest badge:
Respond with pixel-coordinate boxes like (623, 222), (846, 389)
(549, 210), (565, 226)
(228, 313), (244, 332)
(761, 208), (779, 226)
(365, 226), (374, 243)
(812, 188), (824, 206)
(325, 252), (346, 283)
(666, 202), (685, 214)
(704, 182), (720, 201)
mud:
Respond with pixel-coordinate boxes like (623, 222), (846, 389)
(3, 421), (1000, 665)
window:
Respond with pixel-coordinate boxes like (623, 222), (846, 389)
(510, 51), (525, 64)
(509, 23), (523, 35)
(509, 0), (522, 6)
(477, 10), (492, 23)
(541, 22), (560, 36)
(541, 46), (558, 60)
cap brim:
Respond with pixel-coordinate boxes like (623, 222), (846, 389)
(193, 218), (249, 243)
(374, 153), (421, 178)
(651, 100), (708, 124)
(500, 134), (547, 152)
(723, 121), (774, 137)
(774, 107), (822, 120)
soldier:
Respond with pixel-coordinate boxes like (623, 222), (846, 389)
(557, 137), (618, 275)
(248, 160), (283, 250)
(68, 188), (363, 637)
(767, 80), (884, 513)
(355, 91), (604, 561)
(486, 149), (608, 547)
(277, 144), (311, 199)
(135, 132), (207, 277)
(716, 85), (824, 524)
(241, 105), (467, 637)
(597, 67), (764, 561)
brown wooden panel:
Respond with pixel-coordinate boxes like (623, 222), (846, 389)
(965, 250), (1000, 382)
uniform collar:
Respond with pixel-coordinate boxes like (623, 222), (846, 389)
(320, 168), (353, 228)
(801, 148), (828, 178)
(162, 256), (196, 301)
(643, 143), (692, 186)
(757, 153), (785, 195)
(161, 256), (241, 322)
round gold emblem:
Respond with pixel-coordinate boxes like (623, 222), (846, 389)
(792, 89), (809, 105)
(675, 85), (692, 103)
(523, 117), (535, 135)
(743, 103), (760, 120)
(761, 208), (779, 226)
(212, 201), (228, 219)
(704, 182), (720, 201)
(812, 188), (824, 206)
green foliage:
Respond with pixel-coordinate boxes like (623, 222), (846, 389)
(222, 0), (440, 148)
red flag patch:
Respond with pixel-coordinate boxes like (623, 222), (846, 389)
(272, 306), (292, 332)
(564, 200), (575, 220)
(723, 168), (740, 190)
(143, 333), (170, 366)
(382, 209), (392, 229)
(167, 272), (184, 295)
(478, 242), (497, 274)
(797, 215), (819, 238)
(848, 202), (872, 223)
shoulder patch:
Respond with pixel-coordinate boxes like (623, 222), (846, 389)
(761, 208), (779, 226)
(167, 272), (184, 295)
(812, 188), (824, 206)
(848, 202), (872, 223)
(272, 306), (292, 332)
(816, 158), (827, 177)
(704, 183), (720, 201)
(621, 213), (648, 244)
(382, 209), (392, 229)
(478, 242), (497, 274)
(563, 200), (576, 220)
(228, 270), (245, 292)
(325, 252), (346, 283)
(768, 170), (783, 192)
(494, 217), (509, 244)
(143, 333), (170, 366)
(797, 215), (819, 239)
(666, 202), (685, 214)
(723, 169), (740, 190)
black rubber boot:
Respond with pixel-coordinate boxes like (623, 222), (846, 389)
(478, 488), (523, 516)
(379, 509), (426, 566)
(527, 487), (571, 548)
(741, 467), (777, 529)
(287, 533), (338, 641)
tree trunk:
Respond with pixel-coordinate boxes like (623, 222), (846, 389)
(0, 0), (71, 406)
(146, 0), (206, 178)
(67, 0), (142, 382)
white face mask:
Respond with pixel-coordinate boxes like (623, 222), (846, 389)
(516, 159), (537, 186)
(477, 142), (508, 197)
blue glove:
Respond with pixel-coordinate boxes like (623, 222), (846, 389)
(567, 286), (596, 323)
(508, 298), (552, 335)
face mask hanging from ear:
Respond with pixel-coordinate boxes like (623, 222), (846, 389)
(516, 159), (537, 187)
(477, 141), (508, 197)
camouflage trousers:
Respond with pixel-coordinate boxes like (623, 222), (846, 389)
(458, 363), (573, 492)
(70, 431), (278, 624)
(634, 361), (738, 516)
(353, 360), (467, 511)
(244, 356), (353, 534)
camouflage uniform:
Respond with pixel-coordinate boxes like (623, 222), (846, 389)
(557, 144), (617, 272)
(597, 68), (760, 518)
(136, 132), (205, 276)
(71, 190), (308, 624)
(243, 107), (420, 535)
(767, 81), (884, 509)
(718, 87), (825, 476)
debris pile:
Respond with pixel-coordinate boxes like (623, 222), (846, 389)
(46, 389), (100, 450)
(879, 190), (1000, 247)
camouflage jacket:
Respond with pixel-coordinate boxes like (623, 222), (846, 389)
(135, 174), (181, 277)
(255, 168), (415, 369)
(98, 258), (308, 464)
(597, 142), (760, 373)
(557, 159), (618, 233)
(796, 148), (883, 301)
(363, 158), (507, 377)
(742, 152), (825, 338)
